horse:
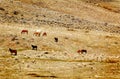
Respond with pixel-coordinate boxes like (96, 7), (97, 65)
(9, 48), (17, 55)
(42, 32), (47, 36)
(77, 49), (87, 54)
(36, 30), (41, 32)
(21, 30), (28, 34)
(54, 37), (58, 42)
(31, 45), (37, 50)
(33, 32), (41, 36)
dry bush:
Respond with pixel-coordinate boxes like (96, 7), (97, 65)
(98, 3), (119, 13)
(0, 7), (5, 11)
(81, 0), (114, 3)
(67, 28), (75, 31)
(84, 30), (89, 33)
(102, 6), (113, 11)
(13, 11), (19, 15)
(41, 45), (62, 52)
(27, 73), (57, 78)
(104, 58), (119, 63)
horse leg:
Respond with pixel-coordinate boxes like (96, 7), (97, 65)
(15, 52), (17, 55)
(11, 52), (14, 55)
(80, 51), (84, 54)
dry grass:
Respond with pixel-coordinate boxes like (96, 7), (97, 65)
(104, 58), (120, 63)
(0, 0), (120, 79)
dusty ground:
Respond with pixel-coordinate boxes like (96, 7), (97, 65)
(0, 24), (120, 79)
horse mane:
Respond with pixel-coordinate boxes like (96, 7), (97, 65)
(31, 45), (34, 46)
(9, 48), (12, 51)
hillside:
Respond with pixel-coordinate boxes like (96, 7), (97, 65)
(0, 0), (120, 79)
(12, 0), (120, 24)
(0, 0), (120, 33)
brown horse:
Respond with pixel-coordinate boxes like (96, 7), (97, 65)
(77, 49), (87, 54)
(42, 32), (47, 36)
(21, 30), (28, 34)
(9, 48), (17, 55)
(33, 32), (41, 36)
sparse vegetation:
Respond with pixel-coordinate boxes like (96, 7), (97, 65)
(27, 73), (57, 78)
(104, 58), (120, 63)
(0, 0), (120, 79)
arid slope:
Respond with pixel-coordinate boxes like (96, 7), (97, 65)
(0, 0), (120, 79)
(17, 0), (120, 24)
(0, 0), (120, 33)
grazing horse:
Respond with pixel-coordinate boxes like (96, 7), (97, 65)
(42, 32), (47, 36)
(33, 32), (41, 36)
(77, 49), (87, 54)
(21, 30), (28, 34)
(54, 37), (58, 42)
(9, 48), (17, 55)
(31, 45), (37, 50)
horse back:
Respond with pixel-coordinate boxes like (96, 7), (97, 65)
(21, 30), (28, 34)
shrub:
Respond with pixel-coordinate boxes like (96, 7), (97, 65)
(105, 58), (119, 63)
(0, 7), (5, 11)
(13, 11), (19, 15)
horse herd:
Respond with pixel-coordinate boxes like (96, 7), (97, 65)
(21, 29), (47, 36)
(9, 29), (87, 56)
(9, 45), (37, 56)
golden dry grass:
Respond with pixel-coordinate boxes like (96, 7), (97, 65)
(0, 23), (120, 79)
(0, 0), (120, 79)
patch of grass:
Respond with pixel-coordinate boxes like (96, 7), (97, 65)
(27, 73), (57, 78)
(17, 48), (28, 51)
(104, 58), (119, 63)
(22, 57), (94, 63)
(67, 28), (76, 31)
(84, 30), (89, 33)
(98, 2), (120, 13)
(0, 39), (5, 43)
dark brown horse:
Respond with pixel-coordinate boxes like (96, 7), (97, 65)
(21, 30), (28, 34)
(9, 48), (17, 55)
(77, 49), (87, 54)
(33, 32), (41, 36)
(31, 45), (37, 50)
(54, 37), (58, 42)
